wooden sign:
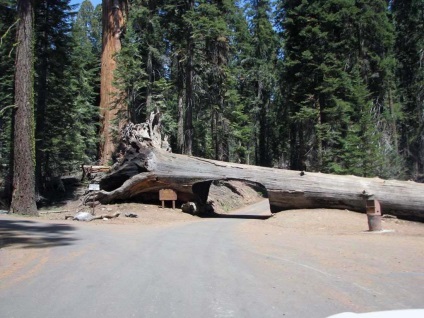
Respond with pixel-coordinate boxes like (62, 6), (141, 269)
(159, 189), (177, 209)
(88, 184), (100, 191)
(159, 189), (177, 201)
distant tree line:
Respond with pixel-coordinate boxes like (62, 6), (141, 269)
(0, 0), (423, 213)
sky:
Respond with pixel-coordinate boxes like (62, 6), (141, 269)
(70, 0), (101, 9)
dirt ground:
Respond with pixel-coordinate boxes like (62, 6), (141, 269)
(35, 180), (265, 225)
(8, 178), (424, 235)
(235, 209), (424, 314)
(261, 208), (424, 237)
(37, 201), (198, 225)
(28, 201), (424, 235)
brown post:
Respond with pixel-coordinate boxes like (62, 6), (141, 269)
(366, 200), (382, 231)
(92, 196), (95, 215)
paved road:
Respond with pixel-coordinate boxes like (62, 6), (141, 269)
(0, 202), (422, 318)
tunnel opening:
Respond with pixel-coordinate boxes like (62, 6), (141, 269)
(192, 179), (272, 219)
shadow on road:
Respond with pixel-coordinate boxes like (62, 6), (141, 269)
(0, 219), (77, 249)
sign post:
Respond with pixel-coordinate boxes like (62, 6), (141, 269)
(366, 199), (382, 231)
(88, 184), (100, 215)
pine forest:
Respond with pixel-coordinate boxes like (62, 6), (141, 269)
(0, 0), (423, 214)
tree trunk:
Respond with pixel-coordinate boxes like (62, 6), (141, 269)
(35, 0), (49, 193)
(145, 49), (152, 112)
(144, 0), (156, 115)
(175, 52), (185, 153)
(87, 122), (424, 221)
(177, 88), (184, 153)
(183, 0), (194, 156)
(99, 0), (127, 165)
(10, 0), (38, 216)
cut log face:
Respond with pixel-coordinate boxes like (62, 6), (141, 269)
(87, 116), (424, 221)
(100, 148), (156, 191)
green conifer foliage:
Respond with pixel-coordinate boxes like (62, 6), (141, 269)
(226, 1), (256, 164)
(247, 0), (278, 166)
(393, 0), (424, 179)
(116, 0), (168, 124)
(190, 0), (232, 160)
(278, 0), (402, 177)
(67, 0), (101, 165)
(0, 1), (16, 187)
(32, 0), (101, 194)
(34, 0), (74, 188)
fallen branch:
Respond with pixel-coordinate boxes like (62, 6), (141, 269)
(39, 210), (69, 214)
(90, 212), (120, 220)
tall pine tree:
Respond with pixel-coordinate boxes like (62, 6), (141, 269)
(393, 0), (424, 179)
(11, 0), (38, 215)
(0, 0), (16, 194)
(278, 0), (401, 177)
(248, 0), (278, 166)
(34, 0), (76, 190)
(67, 0), (101, 166)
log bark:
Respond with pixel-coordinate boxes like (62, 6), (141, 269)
(11, 0), (38, 216)
(87, 145), (424, 221)
(81, 165), (111, 180)
(86, 113), (424, 220)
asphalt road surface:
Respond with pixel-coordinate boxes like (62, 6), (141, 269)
(1, 201), (423, 318)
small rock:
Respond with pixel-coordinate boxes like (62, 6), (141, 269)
(125, 213), (138, 218)
(181, 202), (197, 215)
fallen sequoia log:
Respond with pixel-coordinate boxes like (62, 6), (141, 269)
(86, 112), (424, 221)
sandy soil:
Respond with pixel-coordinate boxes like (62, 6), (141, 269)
(38, 201), (199, 226)
(8, 179), (424, 244)
(35, 179), (266, 225)
(262, 208), (424, 237)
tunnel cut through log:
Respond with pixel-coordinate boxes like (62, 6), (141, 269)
(191, 179), (270, 215)
(192, 181), (213, 205)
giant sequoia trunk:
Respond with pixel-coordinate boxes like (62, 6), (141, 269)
(99, 0), (127, 165)
(87, 115), (424, 221)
